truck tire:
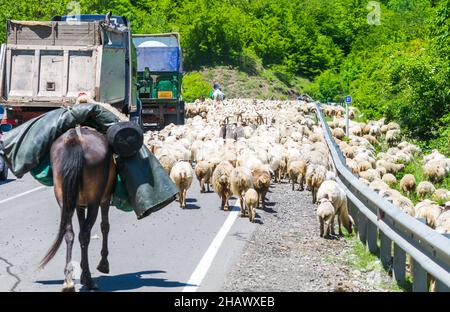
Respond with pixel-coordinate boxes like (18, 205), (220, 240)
(0, 156), (8, 181)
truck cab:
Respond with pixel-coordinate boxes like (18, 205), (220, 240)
(133, 33), (184, 129)
(0, 14), (141, 126)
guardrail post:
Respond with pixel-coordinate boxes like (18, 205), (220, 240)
(358, 213), (367, 245)
(435, 234), (450, 292)
(393, 243), (406, 286)
(380, 232), (391, 270)
(347, 200), (358, 230)
(367, 221), (378, 254)
(412, 259), (428, 292)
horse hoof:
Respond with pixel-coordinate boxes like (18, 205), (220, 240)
(97, 261), (110, 274)
(62, 283), (75, 292)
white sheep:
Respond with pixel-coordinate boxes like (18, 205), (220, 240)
(230, 166), (254, 217)
(288, 159), (307, 191)
(400, 174), (416, 197)
(317, 198), (336, 238)
(415, 200), (442, 229)
(416, 181), (436, 200)
(317, 180), (354, 236)
(170, 161), (194, 209)
(212, 160), (234, 211)
(306, 164), (327, 203)
(245, 188), (259, 223)
(195, 160), (213, 193)
(423, 160), (447, 183)
(385, 129), (401, 146)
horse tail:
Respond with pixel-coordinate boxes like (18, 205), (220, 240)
(40, 130), (84, 268)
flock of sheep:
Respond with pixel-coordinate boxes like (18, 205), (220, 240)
(143, 99), (353, 237)
(322, 103), (450, 234)
(142, 98), (449, 239)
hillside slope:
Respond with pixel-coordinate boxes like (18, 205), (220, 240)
(184, 66), (311, 101)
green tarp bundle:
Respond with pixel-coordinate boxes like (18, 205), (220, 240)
(1, 104), (178, 219)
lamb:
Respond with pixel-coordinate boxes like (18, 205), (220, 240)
(382, 173), (397, 187)
(230, 166), (254, 217)
(194, 160), (213, 193)
(400, 174), (416, 197)
(170, 161), (194, 209)
(317, 198), (336, 238)
(245, 188), (258, 223)
(414, 200), (442, 229)
(288, 159), (307, 191)
(416, 181), (436, 200)
(316, 180), (354, 235)
(251, 166), (271, 210)
(212, 160), (234, 211)
(306, 164), (327, 203)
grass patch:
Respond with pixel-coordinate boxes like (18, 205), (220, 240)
(337, 234), (408, 292)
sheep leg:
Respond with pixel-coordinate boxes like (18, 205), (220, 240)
(299, 175), (305, 191)
(312, 187), (316, 204)
(239, 196), (245, 217)
(221, 193), (227, 211)
(200, 178), (205, 193)
(223, 191), (230, 211)
(319, 218), (324, 237)
(324, 221), (330, 238)
(337, 215), (343, 236)
(256, 193), (261, 209)
(330, 215), (336, 236)
(261, 190), (267, 210)
(207, 182), (210, 192)
(291, 176), (295, 191)
(182, 189), (187, 208)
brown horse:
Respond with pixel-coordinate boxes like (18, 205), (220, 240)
(39, 126), (116, 292)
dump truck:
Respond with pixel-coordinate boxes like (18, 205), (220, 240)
(132, 33), (184, 129)
(0, 15), (141, 127)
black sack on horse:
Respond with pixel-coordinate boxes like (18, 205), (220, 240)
(0, 103), (178, 219)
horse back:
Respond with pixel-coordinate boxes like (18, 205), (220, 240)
(51, 127), (115, 208)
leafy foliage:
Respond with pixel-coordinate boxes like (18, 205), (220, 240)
(181, 72), (211, 103)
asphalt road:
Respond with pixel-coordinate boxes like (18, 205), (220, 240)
(0, 170), (258, 292)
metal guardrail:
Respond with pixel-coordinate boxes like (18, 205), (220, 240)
(315, 103), (450, 292)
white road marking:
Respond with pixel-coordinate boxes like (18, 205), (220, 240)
(0, 186), (47, 205)
(183, 199), (241, 292)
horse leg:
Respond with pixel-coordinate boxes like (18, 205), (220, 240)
(97, 202), (110, 274)
(77, 205), (99, 290)
(62, 220), (75, 292)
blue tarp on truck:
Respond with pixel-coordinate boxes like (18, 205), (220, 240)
(136, 47), (181, 72)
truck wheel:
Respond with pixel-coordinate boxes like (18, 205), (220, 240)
(0, 157), (8, 181)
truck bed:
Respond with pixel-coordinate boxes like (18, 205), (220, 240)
(1, 20), (127, 107)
